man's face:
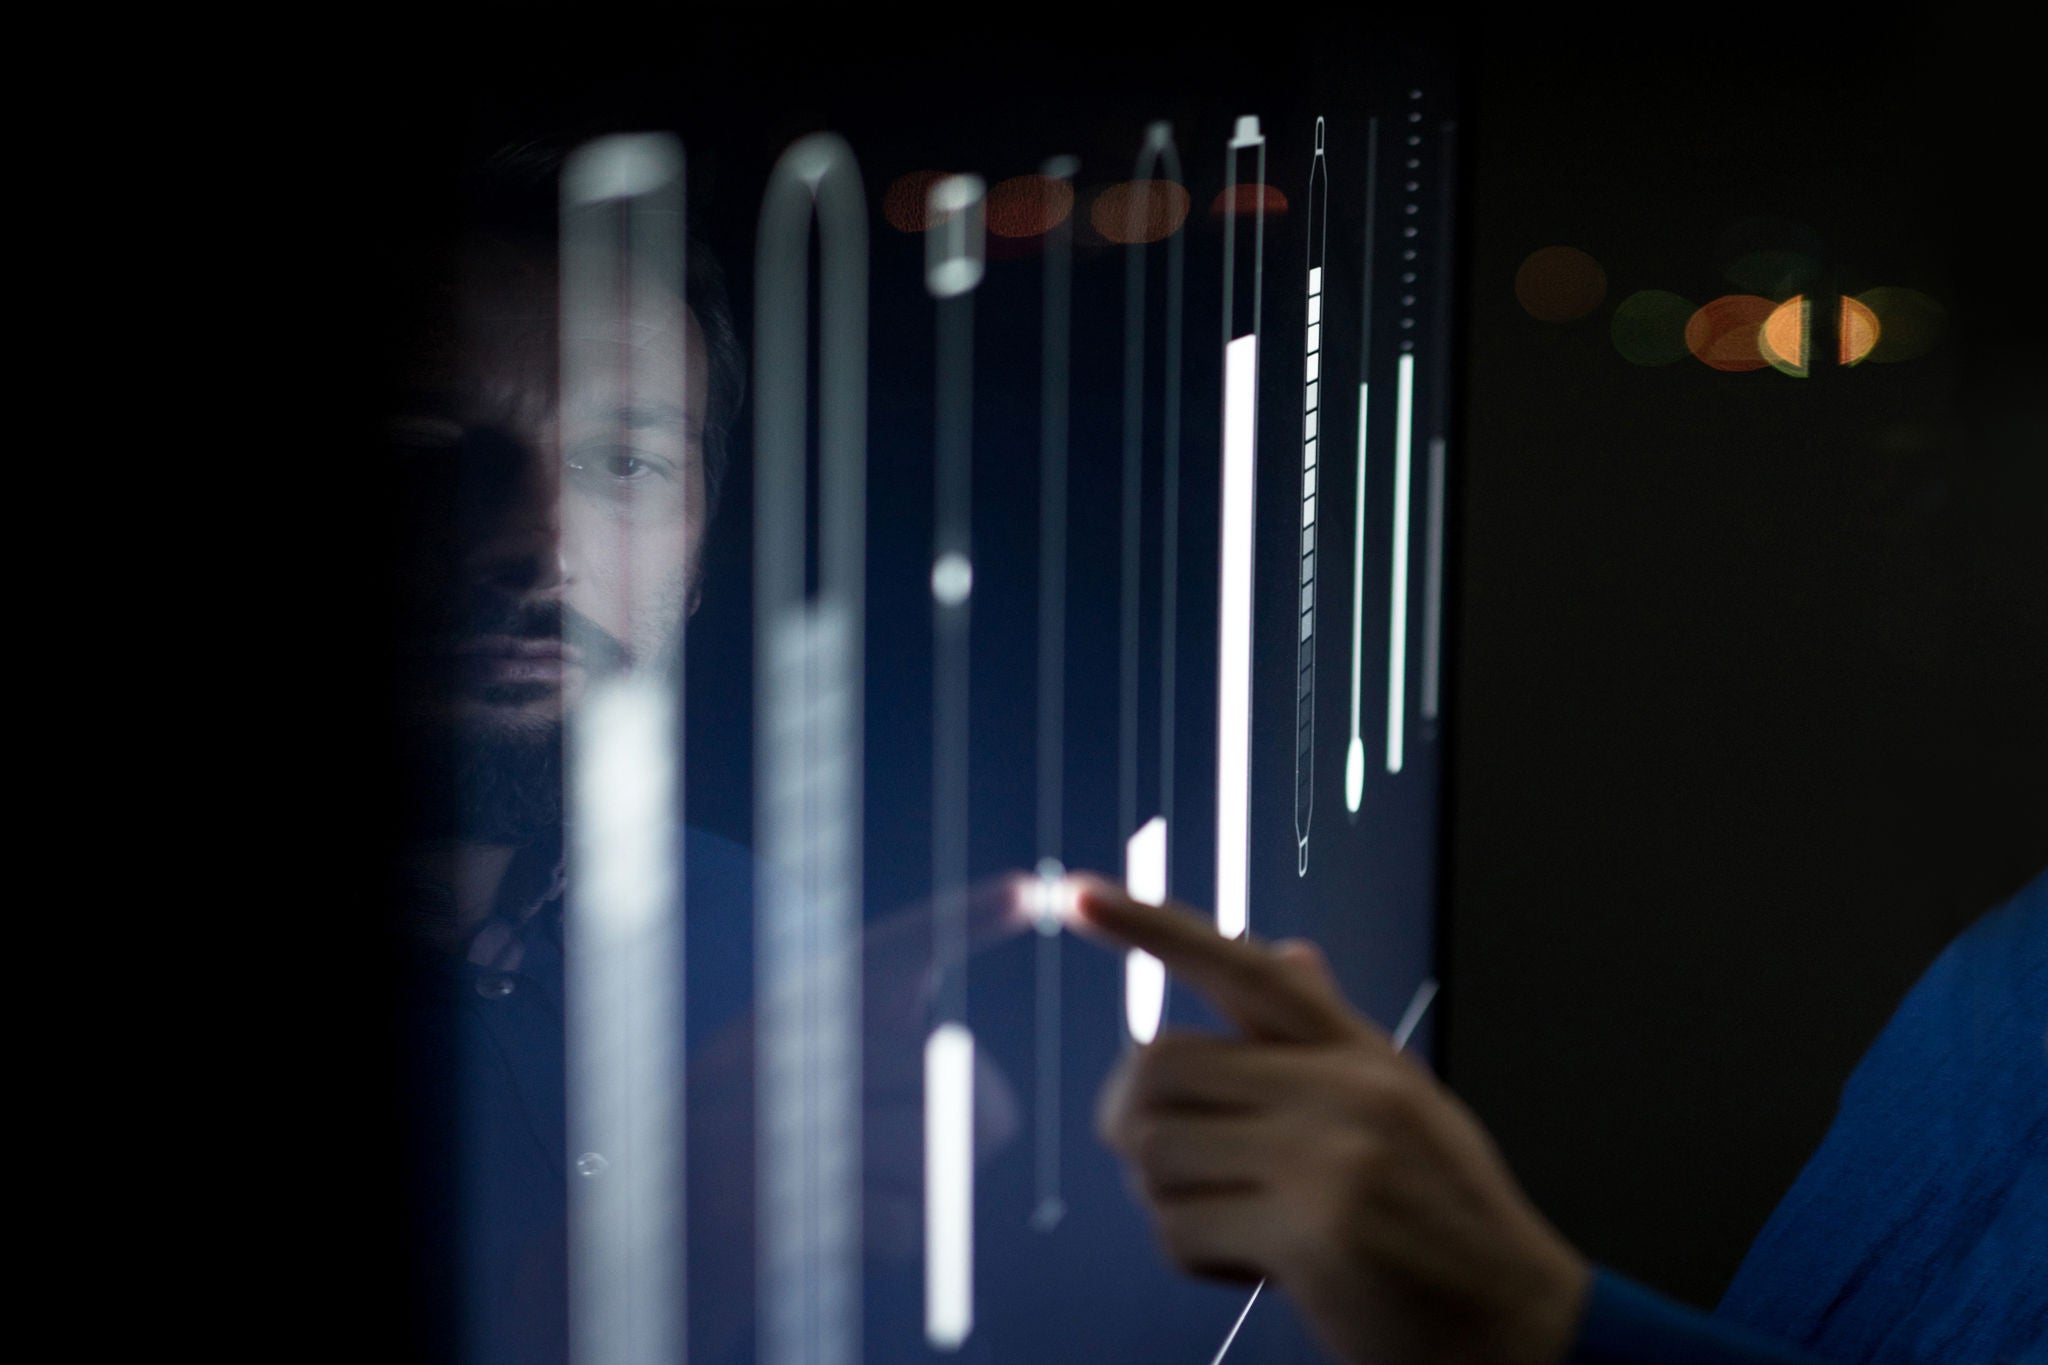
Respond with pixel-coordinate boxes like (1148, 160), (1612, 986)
(393, 246), (710, 830)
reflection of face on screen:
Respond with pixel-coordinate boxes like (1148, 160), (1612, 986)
(391, 242), (713, 840)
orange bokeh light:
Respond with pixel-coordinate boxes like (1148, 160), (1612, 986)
(1515, 246), (1607, 322)
(883, 170), (953, 234)
(1209, 183), (1289, 218)
(985, 174), (1075, 239)
(1838, 296), (1880, 366)
(1090, 180), (1192, 245)
(1760, 295), (1884, 375)
(1685, 295), (1777, 372)
(1760, 297), (1810, 376)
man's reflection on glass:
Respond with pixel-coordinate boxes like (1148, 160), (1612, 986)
(386, 147), (1019, 1365)
(388, 145), (750, 1365)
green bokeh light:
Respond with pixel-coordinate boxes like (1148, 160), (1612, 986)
(1612, 289), (1696, 366)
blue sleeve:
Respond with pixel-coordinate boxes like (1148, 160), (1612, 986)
(1566, 1269), (1825, 1364)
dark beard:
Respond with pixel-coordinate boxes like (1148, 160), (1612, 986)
(454, 727), (564, 843)
(397, 721), (565, 844)
(396, 582), (641, 843)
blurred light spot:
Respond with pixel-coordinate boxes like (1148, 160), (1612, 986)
(884, 170), (952, 233)
(1209, 183), (1289, 218)
(1686, 295), (1776, 372)
(1760, 295), (1885, 375)
(932, 552), (973, 605)
(1030, 858), (1070, 934)
(1761, 296), (1812, 376)
(1840, 295), (1880, 366)
(1514, 246), (1607, 322)
(1858, 287), (1946, 362)
(1717, 216), (1824, 295)
(1612, 290), (1695, 365)
(1091, 180), (1191, 244)
(985, 174), (1075, 239)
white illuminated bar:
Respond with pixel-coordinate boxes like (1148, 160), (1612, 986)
(924, 1023), (976, 1351)
(753, 133), (868, 1365)
(1385, 350), (1415, 775)
(1215, 113), (1264, 941)
(560, 133), (687, 1365)
(1123, 816), (1169, 1044)
(1216, 333), (1258, 939)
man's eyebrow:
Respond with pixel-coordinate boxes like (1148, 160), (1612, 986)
(604, 401), (695, 429)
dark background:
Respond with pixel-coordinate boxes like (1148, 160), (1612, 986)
(287, 9), (2045, 1351)
(1445, 15), (2047, 1309)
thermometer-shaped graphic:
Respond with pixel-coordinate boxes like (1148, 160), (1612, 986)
(1346, 117), (1380, 815)
(1294, 117), (1327, 876)
(1216, 114), (1265, 941)
(751, 133), (869, 1365)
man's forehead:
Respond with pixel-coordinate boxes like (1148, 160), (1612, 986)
(402, 305), (705, 422)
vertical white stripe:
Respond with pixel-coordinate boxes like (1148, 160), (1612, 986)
(1123, 817), (1169, 1043)
(1216, 335), (1259, 939)
(924, 1024), (975, 1350)
(1386, 353), (1414, 775)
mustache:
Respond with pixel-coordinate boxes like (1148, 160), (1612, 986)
(460, 593), (633, 674)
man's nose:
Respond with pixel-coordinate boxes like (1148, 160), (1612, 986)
(461, 427), (571, 595)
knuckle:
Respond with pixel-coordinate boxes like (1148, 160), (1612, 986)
(1130, 1116), (1171, 1170)
(1325, 1127), (1386, 1206)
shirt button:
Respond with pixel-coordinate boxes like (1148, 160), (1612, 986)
(475, 973), (517, 1000)
(575, 1152), (609, 1178)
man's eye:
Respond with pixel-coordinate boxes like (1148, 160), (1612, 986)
(568, 447), (665, 482)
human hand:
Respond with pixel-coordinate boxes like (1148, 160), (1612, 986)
(1068, 873), (1591, 1365)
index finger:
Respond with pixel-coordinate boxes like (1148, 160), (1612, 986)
(1066, 874), (1384, 1047)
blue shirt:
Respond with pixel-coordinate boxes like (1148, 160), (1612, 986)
(1570, 869), (2048, 1364)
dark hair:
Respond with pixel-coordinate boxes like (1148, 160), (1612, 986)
(462, 139), (746, 522)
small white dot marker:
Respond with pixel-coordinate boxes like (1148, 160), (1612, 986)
(932, 552), (973, 605)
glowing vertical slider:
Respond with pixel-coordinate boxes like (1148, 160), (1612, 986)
(753, 132), (868, 1365)
(924, 171), (984, 1355)
(1216, 332), (1258, 939)
(1345, 379), (1369, 812)
(1215, 113), (1263, 941)
(1123, 816), (1169, 1044)
(560, 132), (686, 1365)
(1386, 350), (1414, 775)
(925, 1022), (975, 1351)
(1346, 117), (1380, 815)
